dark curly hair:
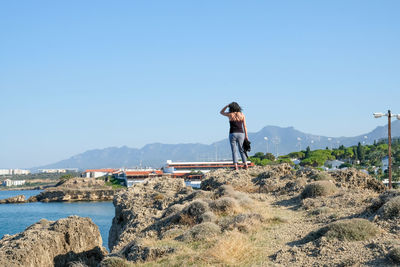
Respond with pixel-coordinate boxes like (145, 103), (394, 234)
(228, 102), (242, 113)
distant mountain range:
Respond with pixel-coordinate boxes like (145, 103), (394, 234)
(34, 120), (400, 170)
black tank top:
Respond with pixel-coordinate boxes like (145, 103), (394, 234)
(229, 120), (244, 134)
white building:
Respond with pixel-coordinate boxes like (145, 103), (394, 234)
(39, 169), (67, 174)
(0, 169), (10, 176)
(2, 179), (26, 187)
(325, 160), (345, 170)
(84, 169), (117, 178)
(382, 157), (389, 172)
(0, 169), (30, 175)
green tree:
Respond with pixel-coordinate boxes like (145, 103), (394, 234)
(357, 142), (365, 161)
(254, 152), (265, 159)
(305, 146), (311, 158)
(264, 153), (275, 161)
(287, 151), (305, 159)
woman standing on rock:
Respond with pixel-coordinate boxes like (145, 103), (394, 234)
(220, 102), (248, 170)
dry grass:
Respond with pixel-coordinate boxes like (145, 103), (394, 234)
(234, 183), (259, 193)
(205, 230), (254, 265)
(153, 193), (164, 201)
(129, 195), (278, 266)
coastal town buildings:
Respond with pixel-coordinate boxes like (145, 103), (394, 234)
(39, 169), (69, 173)
(2, 179), (26, 187)
(0, 169), (31, 176)
(325, 160), (345, 170)
(82, 161), (254, 187)
(84, 169), (118, 178)
(162, 160), (254, 178)
(114, 169), (164, 187)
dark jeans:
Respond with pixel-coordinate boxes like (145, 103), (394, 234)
(229, 132), (247, 164)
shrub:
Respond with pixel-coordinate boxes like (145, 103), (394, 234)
(162, 204), (184, 218)
(301, 181), (337, 199)
(200, 211), (217, 223)
(378, 196), (400, 219)
(178, 222), (221, 241)
(67, 261), (88, 267)
(313, 172), (333, 181)
(183, 200), (209, 217)
(388, 247), (400, 264)
(99, 257), (130, 267)
(210, 197), (240, 215)
(311, 219), (379, 241)
(215, 185), (253, 207)
(178, 200), (210, 224)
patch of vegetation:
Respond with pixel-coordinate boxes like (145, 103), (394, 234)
(378, 196), (400, 219)
(178, 222), (221, 241)
(308, 219), (379, 242)
(312, 172), (333, 181)
(104, 176), (125, 189)
(99, 256), (132, 267)
(301, 181), (337, 199)
(210, 197), (240, 215)
(250, 138), (400, 182)
(388, 247), (400, 264)
(3, 171), (81, 181)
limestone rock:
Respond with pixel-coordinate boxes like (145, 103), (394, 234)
(108, 177), (191, 252)
(0, 194), (26, 204)
(34, 188), (118, 202)
(0, 216), (107, 267)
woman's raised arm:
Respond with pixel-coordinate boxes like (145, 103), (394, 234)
(220, 105), (230, 117)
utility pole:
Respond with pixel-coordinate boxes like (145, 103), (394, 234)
(373, 110), (400, 189)
(388, 110), (392, 189)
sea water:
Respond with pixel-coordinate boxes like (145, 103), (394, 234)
(0, 190), (115, 250)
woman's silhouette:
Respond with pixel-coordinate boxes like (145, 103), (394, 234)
(220, 102), (248, 170)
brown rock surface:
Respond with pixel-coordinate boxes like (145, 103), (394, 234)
(0, 216), (107, 267)
(108, 177), (192, 252)
(30, 178), (121, 202)
(34, 188), (117, 202)
(0, 194), (26, 204)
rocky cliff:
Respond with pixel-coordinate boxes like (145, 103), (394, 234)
(0, 194), (26, 204)
(0, 178), (122, 203)
(0, 216), (107, 267)
(29, 177), (121, 202)
(29, 188), (117, 202)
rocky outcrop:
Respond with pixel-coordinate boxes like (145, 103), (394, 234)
(108, 177), (192, 252)
(201, 164), (293, 193)
(56, 177), (109, 189)
(0, 216), (107, 267)
(0, 194), (26, 204)
(201, 165), (385, 195)
(30, 188), (117, 202)
(106, 176), (263, 265)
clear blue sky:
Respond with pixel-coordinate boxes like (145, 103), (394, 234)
(1, 0), (399, 168)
